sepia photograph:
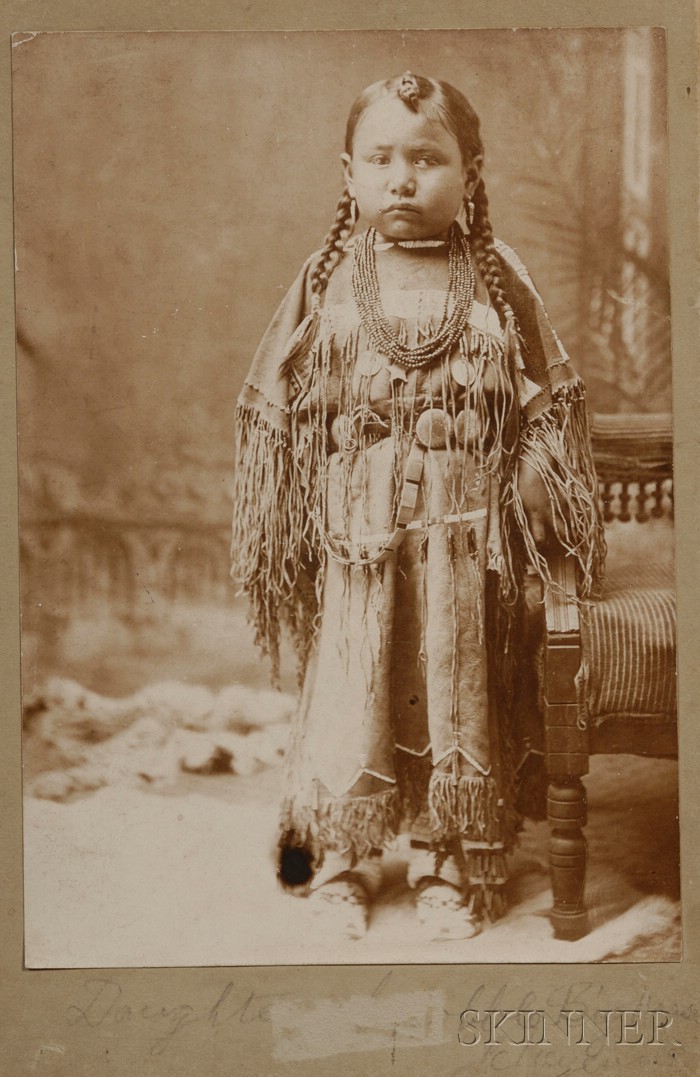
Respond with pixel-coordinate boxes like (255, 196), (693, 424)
(13, 27), (680, 972)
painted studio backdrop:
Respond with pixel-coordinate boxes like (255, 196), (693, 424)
(13, 30), (679, 968)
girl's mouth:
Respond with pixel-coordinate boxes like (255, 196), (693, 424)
(384, 203), (420, 214)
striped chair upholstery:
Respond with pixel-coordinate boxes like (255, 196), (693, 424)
(543, 414), (676, 939)
(581, 550), (676, 730)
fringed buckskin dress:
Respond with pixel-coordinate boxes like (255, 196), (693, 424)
(231, 233), (604, 919)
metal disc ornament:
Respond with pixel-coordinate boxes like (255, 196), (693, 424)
(455, 409), (478, 450)
(449, 356), (476, 387)
(415, 408), (454, 449)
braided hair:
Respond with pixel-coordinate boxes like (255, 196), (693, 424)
(468, 179), (512, 325)
(310, 187), (355, 307)
(310, 72), (514, 336)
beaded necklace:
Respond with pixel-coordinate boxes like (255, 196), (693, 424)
(351, 222), (475, 370)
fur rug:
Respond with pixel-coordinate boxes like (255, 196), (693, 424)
(24, 755), (680, 968)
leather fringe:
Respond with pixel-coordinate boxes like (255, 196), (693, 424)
(278, 787), (402, 868)
(427, 774), (504, 844)
(230, 405), (318, 685)
(502, 381), (606, 604)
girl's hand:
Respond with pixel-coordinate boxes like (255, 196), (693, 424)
(517, 459), (559, 551)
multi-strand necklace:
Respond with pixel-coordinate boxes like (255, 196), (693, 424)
(351, 222), (475, 370)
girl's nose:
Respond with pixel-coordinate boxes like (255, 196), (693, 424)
(389, 166), (416, 197)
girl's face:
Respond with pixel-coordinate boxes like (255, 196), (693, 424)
(342, 96), (481, 242)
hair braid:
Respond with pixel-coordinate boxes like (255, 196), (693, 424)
(468, 180), (511, 326)
(279, 189), (355, 376)
(468, 179), (527, 395)
(310, 188), (355, 304)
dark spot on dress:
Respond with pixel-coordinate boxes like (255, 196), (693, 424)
(278, 842), (314, 888)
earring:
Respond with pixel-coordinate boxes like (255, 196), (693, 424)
(349, 197), (357, 229)
(463, 200), (473, 238)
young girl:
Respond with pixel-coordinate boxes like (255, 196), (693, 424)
(231, 72), (604, 940)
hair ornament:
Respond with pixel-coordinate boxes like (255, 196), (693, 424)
(398, 71), (421, 109)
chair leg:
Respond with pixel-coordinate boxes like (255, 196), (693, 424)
(547, 776), (589, 940)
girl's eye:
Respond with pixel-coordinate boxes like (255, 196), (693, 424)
(370, 155), (389, 165)
(415, 155), (438, 166)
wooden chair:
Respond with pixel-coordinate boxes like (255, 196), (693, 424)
(542, 413), (676, 939)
